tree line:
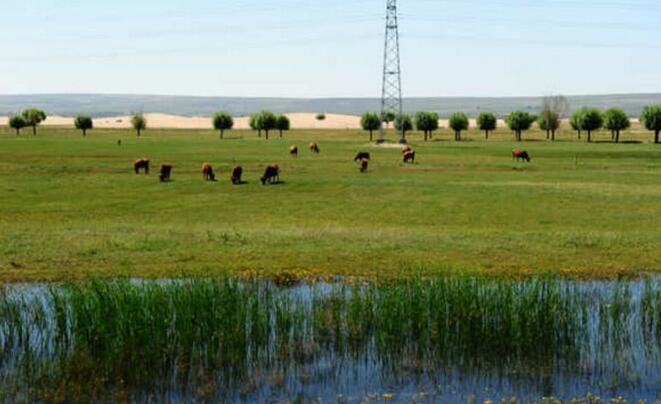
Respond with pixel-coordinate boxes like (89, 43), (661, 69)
(359, 105), (661, 144)
(6, 109), (149, 137)
(5, 106), (661, 144)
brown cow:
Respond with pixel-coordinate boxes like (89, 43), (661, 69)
(159, 164), (173, 182)
(512, 149), (531, 162)
(309, 143), (320, 153)
(403, 150), (415, 163)
(290, 145), (298, 158)
(261, 164), (280, 185)
(401, 146), (412, 154)
(134, 158), (150, 174)
(354, 152), (370, 162)
(202, 163), (215, 181)
(359, 159), (369, 173)
(231, 165), (243, 184)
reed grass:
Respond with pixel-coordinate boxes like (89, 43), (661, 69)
(0, 277), (659, 401)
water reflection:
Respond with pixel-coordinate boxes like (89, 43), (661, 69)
(0, 277), (659, 402)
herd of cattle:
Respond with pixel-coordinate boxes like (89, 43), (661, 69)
(133, 143), (532, 184)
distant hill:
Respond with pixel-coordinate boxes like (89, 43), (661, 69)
(2, 93), (661, 118)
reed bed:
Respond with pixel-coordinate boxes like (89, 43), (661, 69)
(0, 277), (659, 401)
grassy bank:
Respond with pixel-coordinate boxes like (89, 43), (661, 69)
(0, 125), (660, 281)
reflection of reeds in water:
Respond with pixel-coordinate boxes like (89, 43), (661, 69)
(0, 277), (659, 401)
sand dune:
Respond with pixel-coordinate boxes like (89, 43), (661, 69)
(2, 114), (637, 131)
(0, 113), (362, 130)
(0, 114), (498, 131)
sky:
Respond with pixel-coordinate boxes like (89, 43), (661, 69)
(1, 0), (661, 97)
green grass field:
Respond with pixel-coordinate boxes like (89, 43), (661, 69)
(0, 125), (659, 282)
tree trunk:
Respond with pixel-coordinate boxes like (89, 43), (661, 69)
(485, 130), (489, 140)
(546, 130), (550, 139)
(551, 130), (555, 142)
(587, 130), (591, 142)
(32, 125), (36, 136)
(279, 129), (283, 138)
(265, 130), (269, 140)
(220, 129), (224, 139)
(83, 129), (86, 136)
(577, 130), (581, 140)
(655, 130), (659, 144)
(258, 130), (262, 137)
(15, 128), (19, 136)
(137, 128), (141, 137)
(615, 130), (620, 143)
(369, 130), (373, 142)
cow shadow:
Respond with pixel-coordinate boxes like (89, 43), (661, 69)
(593, 140), (642, 144)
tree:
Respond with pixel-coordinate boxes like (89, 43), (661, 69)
(316, 113), (326, 121)
(21, 108), (47, 136)
(275, 114), (290, 137)
(257, 110), (277, 140)
(578, 108), (603, 142)
(394, 114), (413, 138)
(538, 110), (560, 141)
(543, 95), (569, 117)
(212, 112), (234, 139)
(539, 95), (567, 141)
(8, 115), (26, 136)
(602, 108), (630, 143)
(131, 113), (147, 136)
(449, 112), (469, 141)
(249, 113), (261, 137)
(640, 105), (661, 144)
(414, 111), (439, 141)
(570, 110), (583, 139)
(360, 112), (381, 141)
(505, 111), (536, 141)
(74, 114), (93, 136)
(382, 112), (396, 128)
(476, 112), (497, 139)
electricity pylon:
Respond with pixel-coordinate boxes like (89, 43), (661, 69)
(378, 0), (405, 143)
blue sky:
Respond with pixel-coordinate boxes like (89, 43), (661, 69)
(2, 0), (660, 97)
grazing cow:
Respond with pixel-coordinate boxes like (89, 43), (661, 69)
(231, 165), (243, 184)
(401, 146), (412, 154)
(309, 143), (320, 153)
(134, 158), (150, 174)
(512, 149), (531, 162)
(359, 159), (369, 173)
(403, 150), (415, 163)
(117, 139), (122, 146)
(202, 163), (215, 181)
(159, 164), (173, 182)
(290, 145), (298, 158)
(260, 164), (280, 185)
(354, 152), (370, 162)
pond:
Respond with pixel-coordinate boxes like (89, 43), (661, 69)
(1, 277), (659, 402)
